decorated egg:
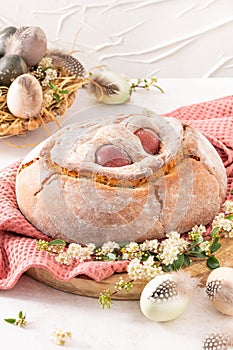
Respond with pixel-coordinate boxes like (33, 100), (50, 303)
(140, 272), (198, 322)
(0, 26), (17, 57)
(206, 266), (233, 316)
(7, 73), (43, 119)
(88, 68), (131, 104)
(5, 26), (47, 66)
(0, 54), (27, 87)
(202, 331), (230, 350)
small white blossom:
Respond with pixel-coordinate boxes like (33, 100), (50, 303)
(127, 258), (142, 280)
(41, 68), (58, 86)
(125, 242), (139, 253)
(43, 90), (54, 106)
(39, 56), (53, 69)
(140, 239), (159, 253)
(158, 231), (188, 266)
(101, 241), (120, 255)
(66, 243), (94, 262)
(142, 255), (154, 267)
(191, 224), (206, 235)
(122, 253), (130, 260)
(55, 252), (72, 265)
(127, 257), (163, 281)
(188, 225), (206, 241)
(46, 68), (58, 80)
(212, 213), (233, 237)
(115, 276), (124, 291)
(200, 241), (211, 253)
(86, 242), (96, 252)
(51, 328), (71, 346)
(222, 200), (233, 214)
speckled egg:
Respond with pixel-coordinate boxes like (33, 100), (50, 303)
(0, 54), (28, 87)
(0, 26), (17, 57)
(5, 26), (47, 66)
(7, 73), (43, 119)
(140, 274), (190, 322)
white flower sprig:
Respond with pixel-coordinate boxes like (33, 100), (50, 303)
(36, 200), (233, 308)
(4, 310), (27, 327)
(31, 56), (69, 105)
(51, 328), (72, 346)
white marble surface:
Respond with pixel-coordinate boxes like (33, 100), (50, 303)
(0, 79), (233, 349)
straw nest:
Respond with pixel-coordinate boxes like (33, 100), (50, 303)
(0, 63), (87, 138)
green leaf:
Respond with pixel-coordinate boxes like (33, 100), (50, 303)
(210, 242), (221, 254)
(183, 254), (191, 267)
(119, 242), (129, 249)
(48, 82), (55, 89)
(196, 235), (204, 244)
(4, 318), (16, 324)
(54, 93), (60, 102)
(18, 311), (23, 319)
(230, 189), (233, 194)
(210, 237), (221, 253)
(107, 253), (116, 261)
(194, 252), (207, 259)
(141, 252), (152, 262)
(207, 256), (220, 270)
(162, 264), (173, 272)
(210, 226), (220, 237)
(172, 254), (184, 270)
(153, 84), (164, 93)
(48, 239), (66, 247)
(44, 66), (53, 71)
(103, 253), (116, 261)
(189, 246), (202, 255)
(59, 89), (69, 94)
(226, 214), (233, 221)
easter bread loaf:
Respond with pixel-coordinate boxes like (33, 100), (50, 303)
(15, 111), (227, 246)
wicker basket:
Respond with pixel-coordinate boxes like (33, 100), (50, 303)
(0, 58), (87, 138)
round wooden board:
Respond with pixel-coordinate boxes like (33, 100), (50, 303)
(26, 238), (233, 300)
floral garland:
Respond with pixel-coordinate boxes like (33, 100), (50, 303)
(36, 199), (233, 308)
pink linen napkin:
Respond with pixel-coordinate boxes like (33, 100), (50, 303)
(0, 95), (233, 289)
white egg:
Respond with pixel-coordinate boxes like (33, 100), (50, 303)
(7, 73), (43, 119)
(140, 273), (190, 322)
(206, 266), (233, 316)
(88, 68), (131, 104)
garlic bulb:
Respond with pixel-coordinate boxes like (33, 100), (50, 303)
(140, 271), (199, 322)
(88, 68), (131, 104)
(206, 266), (233, 316)
(7, 73), (43, 119)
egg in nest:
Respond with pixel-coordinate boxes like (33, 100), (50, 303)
(7, 73), (43, 119)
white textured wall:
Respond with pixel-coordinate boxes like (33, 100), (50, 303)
(1, 0), (233, 78)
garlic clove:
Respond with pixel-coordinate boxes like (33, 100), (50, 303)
(88, 68), (131, 104)
(140, 271), (198, 322)
(206, 266), (233, 316)
(7, 73), (43, 119)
